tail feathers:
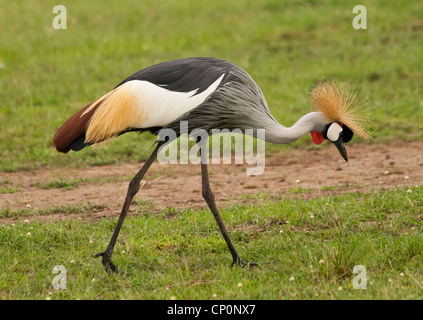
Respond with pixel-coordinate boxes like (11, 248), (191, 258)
(53, 81), (144, 153)
(84, 82), (142, 144)
(52, 99), (103, 153)
(69, 134), (89, 152)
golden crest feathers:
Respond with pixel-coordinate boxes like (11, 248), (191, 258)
(309, 81), (371, 141)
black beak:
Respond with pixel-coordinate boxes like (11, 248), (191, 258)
(333, 136), (348, 162)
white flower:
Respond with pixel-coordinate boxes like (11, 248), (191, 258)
(400, 273), (404, 277)
(289, 277), (295, 282)
(237, 283), (243, 287)
(407, 189), (412, 194)
(337, 286), (342, 291)
(26, 204), (31, 209)
(26, 232), (31, 237)
(384, 170), (389, 175)
(319, 259), (324, 264)
(404, 176), (410, 180)
(24, 220), (29, 224)
(170, 296), (176, 300)
(295, 180), (301, 184)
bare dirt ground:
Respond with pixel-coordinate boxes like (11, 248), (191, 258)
(1, 141), (422, 224)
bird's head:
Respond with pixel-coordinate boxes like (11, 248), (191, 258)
(309, 81), (371, 162)
(311, 122), (353, 162)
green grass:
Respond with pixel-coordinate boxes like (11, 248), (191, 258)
(0, 187), (17, 194)
(1, 187), (422, 299)
(1, 0), (423, 171)
(37, 177), (82, 190)
(35, 175), (128, 190)
(0, 202), (106, 219)
(0, 179), (20, 194)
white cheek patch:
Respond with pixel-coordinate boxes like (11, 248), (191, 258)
(327, 123), (343, 142)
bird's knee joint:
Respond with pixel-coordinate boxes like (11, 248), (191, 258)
(128, 179), (140, 196)
(202, 188), (214, 201)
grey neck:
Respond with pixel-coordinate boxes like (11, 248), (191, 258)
(264, 112), (330, 144)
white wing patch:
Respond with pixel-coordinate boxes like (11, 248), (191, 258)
(84, 74), (224, 144)
(132, 74), (224, 128)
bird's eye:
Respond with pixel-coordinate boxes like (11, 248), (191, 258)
(326, 123), (343, 142)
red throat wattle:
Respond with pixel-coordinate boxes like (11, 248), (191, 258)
(311, 131), (325, 145)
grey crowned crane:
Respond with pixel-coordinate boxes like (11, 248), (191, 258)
(53, 57), (370, 274)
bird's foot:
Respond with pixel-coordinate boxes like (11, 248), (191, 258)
(231, 256), (259, 268)
(93, 251), (121, 275)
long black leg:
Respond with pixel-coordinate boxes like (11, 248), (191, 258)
(201, 161), (256, 267)
(94, 143), (161, 274)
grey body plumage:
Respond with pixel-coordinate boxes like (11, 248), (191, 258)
(162, 58), (278, 138)
(116, 57), (279, 140)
